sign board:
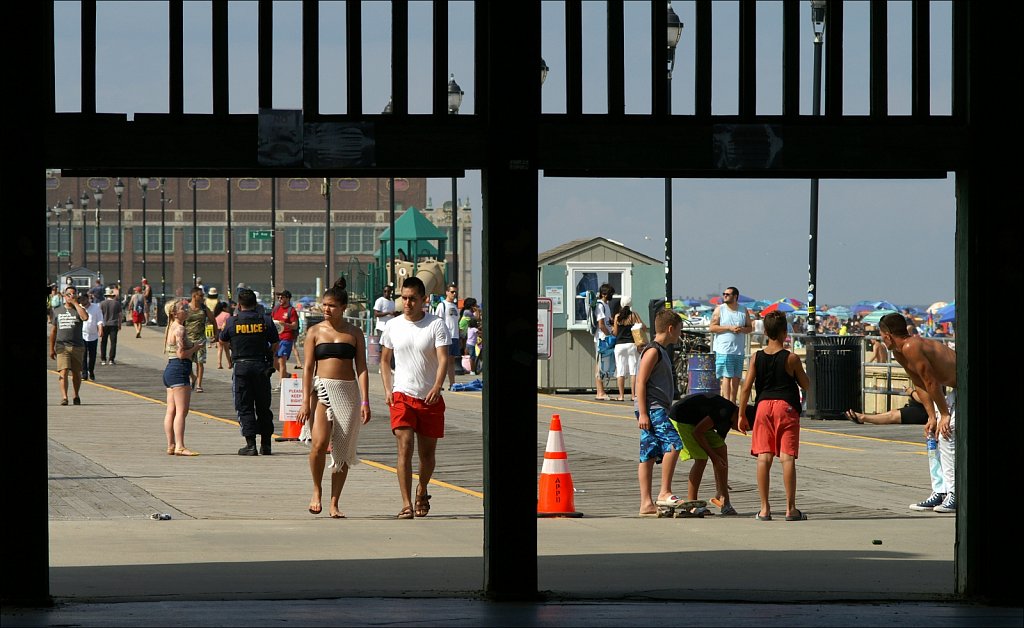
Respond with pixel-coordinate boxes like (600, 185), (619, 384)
(57, 250), (70, 257)
(537, 297), (553, 360)
(544, 286), (564, 314)
(278, 377), (304, 422)
(249, 229), (273, 240)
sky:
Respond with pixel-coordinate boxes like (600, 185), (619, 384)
(52, 1), (956, 308)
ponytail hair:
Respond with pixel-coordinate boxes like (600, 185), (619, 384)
(324, 276), (349, 305)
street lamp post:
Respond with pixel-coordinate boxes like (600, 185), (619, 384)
(64, 197), (73, 271)
(804, 0), (827, 417)
(46, 206), (56, 282)
(191, 178), (198, 289)
(271, 177), (276, 296)
(79, 192), (89, 271)
(226, 178), (233, 300)
(93, 189), (103, 279)
(382, 97), (396, 289)
(664, 2), (683, 305)
(447, 73), (464, 287)
(160, 178), (167, 299)
(321, 177), (331, 290)
(114, 178), (124, 290)
(139, 177), (150, 282)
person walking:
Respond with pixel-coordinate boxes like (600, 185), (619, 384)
(379, 276), (450, 519)
(219, 288), (280, 456)
(296, 277), (371, 518)
(373, 283), (397, 336)
(162, 299), (204, 456)
(49, 285), (89, 406)
(434, 283), (461, 390)
(81, 292), (102, 381)
(737, 311), (810, 522)
(611, 295), (646, 402)
(183, 286), (217, 393)
(141, 278), (154, 325)
(98, 287), (123, 366)
(878, 312), (958, 513)
(709, 287), (753, 404)
(271, 290), (300, 388)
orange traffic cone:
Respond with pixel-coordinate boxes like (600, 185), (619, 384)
(278, 373), (302, 441)
(537, 414), (583, 518)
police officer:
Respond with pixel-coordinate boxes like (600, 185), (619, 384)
(219, 288), (280, 456)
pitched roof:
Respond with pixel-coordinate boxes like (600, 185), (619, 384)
(378, 206), (448, 242)
(537, 237), (662, 266)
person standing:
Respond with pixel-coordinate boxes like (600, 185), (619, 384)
(878, 312), (958, 513)
(219, 288), (280, 456)
(379, 276), (450, 519)
(88, 279), (105, 304)
(434, 283), (461, 390)
(271, 290), (300, 388)
(709, 287), (753, 404)
(611, 295), (646, 402)
(183, 286), (217, 393)
(373, 283), (397, 335)
(737, 310), (810, 522)
(205, 286), (221, 313)
(47, 284), (61, 324)
(163, 299), (204, 456)
(213, 301), (232, 369)
(81, 292), (102, 381)
(128, 286), (146, 337)
(297, 277), (371, 518)
(634, 308), (686, 517)
(593, 283), (615, 401)
(141, 278), (153, 325)
(49, 285), (89, 406)
(99, 287), (123, 366)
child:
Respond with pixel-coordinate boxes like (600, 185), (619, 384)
(634, 308), (686, 517)
(669, 392), (753, 516)
(737, 310), (810, 521)
(466, 319), (480, 375)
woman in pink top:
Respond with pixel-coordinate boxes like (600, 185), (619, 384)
(214, 301), (232, 369)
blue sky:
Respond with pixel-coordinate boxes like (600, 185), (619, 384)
(52, 1), (955, 307)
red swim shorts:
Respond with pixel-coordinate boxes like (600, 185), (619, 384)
(750, 399), (801, 458)
(389, 391), (446, 439)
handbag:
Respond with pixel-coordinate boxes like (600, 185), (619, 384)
(631, 323), (649, 347)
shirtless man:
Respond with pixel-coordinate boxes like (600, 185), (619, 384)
(878, 312), (958, 513)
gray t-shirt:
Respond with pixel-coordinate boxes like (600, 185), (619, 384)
(639, 342), (676, 412)
(100, 298), (123, 329)
(53, 305), (85, 346)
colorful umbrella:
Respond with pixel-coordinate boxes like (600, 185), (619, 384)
(761, 300), (797, 314)
(861, 309), (899, 325)
(936, 302), (955, 324)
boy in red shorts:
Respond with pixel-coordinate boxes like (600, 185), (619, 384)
(379, 276), (451, 520)
(737, 310), (810, 522)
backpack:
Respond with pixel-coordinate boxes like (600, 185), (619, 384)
(133, 296), (144, 314)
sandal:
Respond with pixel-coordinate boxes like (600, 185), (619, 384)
(845, 409), (862, 424)
(309, 500), (322, 515)
(194, 386), (204, 393)
(166, 446), (176, 455)
(174, 447), (200, 457)
(397, 506), (414, 520)
(594, 395), (612, 401)
(415, 492), (432, 518)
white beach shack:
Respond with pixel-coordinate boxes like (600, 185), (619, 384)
(538, 237), (663, 392)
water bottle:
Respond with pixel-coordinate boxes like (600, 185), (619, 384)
(926, 435), (937, 452)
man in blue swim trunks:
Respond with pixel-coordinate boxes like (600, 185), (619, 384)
(710, 286), (752, 404)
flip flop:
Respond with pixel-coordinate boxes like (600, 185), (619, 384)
(638, 511), (661, 518)
(594, 395), (612, 401)
(309, 501), (322, 515)
(755, 513), (773, 521)
(785, 510), (808, 521)
(655, 496), (685, 508)
(845, 409), (862, 424)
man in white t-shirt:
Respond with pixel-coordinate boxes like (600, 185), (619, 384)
(380, 276), (451, 520)
(434, 283), (462, 389)
(373, 283), (397, 335)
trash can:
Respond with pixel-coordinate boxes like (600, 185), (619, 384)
(811, 335), (862, 419)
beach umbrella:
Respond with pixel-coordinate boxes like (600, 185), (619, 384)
(824, 305), (851, 318)
(752, 299), (774, 310)
(861, 309), (898, 325)
(681, 298), (703, 307)
(777, 297), (805, 309)
(791, 309), (809, 317)
(927, 301), (949, 314)
(761, 300), (796, 314)
(853, 299), (901, 314)
(737, 294), (756, 303)
(936, 302), (955, 324)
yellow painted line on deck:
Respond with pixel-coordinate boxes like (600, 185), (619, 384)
(60, 373), (485, 497)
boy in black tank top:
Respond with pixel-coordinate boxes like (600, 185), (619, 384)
(737, 311), (810, 522)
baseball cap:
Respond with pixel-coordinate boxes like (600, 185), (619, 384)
(104, 287), (115, 296)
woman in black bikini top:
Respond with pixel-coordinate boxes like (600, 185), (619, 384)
(295, 277), (370, 519)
